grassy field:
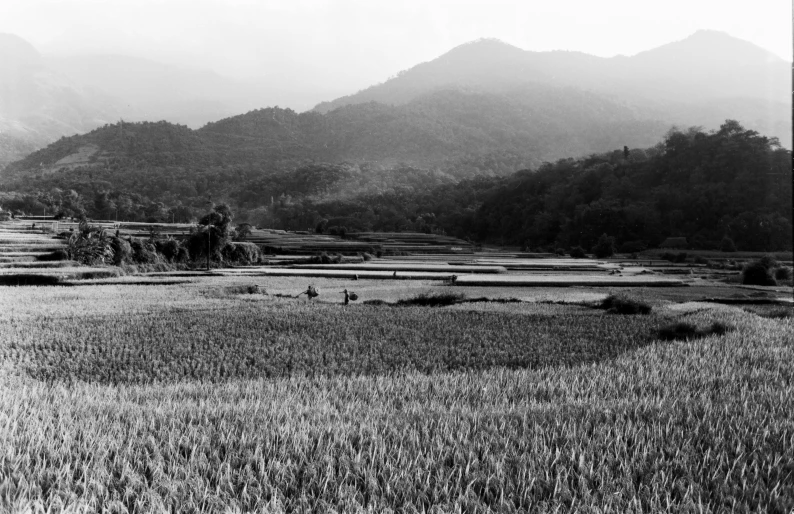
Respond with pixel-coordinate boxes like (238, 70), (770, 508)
(1, 276), (793, 512)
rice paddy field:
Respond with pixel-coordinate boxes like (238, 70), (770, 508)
(1, 221), (793, 512)
(1, 272), (793, 513)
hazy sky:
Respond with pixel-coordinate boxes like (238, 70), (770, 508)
(2, 0), (791, 95)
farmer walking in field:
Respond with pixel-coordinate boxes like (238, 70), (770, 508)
(297, 284), (320, 300)
(343, 288), (349, 305)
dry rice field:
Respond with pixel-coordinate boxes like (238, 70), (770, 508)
(1, 274), (793, 512)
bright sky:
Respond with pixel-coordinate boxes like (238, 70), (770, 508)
(2, 0), (791, 93)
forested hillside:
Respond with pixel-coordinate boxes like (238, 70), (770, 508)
(1, 83), (672, 223)
(2, 120), (789, 252)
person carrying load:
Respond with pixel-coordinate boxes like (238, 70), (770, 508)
(297, 284), (320, 300)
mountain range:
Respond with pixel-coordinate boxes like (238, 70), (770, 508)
(0, 30), (790, 177)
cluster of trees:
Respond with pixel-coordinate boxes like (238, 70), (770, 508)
(471, 120), (791, 251)
(60, 204), (261, 268)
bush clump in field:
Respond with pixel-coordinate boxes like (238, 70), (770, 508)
(66, 221), (114, 265)
(155, 238), (182, 262)
(362, 299), (387, 306)
(396, 292), (465, 307)
(658, 321), (734, 341)
(598, 294), (652, 314)
(569, 246), (587, 258)
(309, 252), (342, 264)
(742, 256), (778, 286)
(223, 242), (261, 265)
(130, 239), (163, 265)
(225, 284), (264, 295)
(36, 249), (69, 261)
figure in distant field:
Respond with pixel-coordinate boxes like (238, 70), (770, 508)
(297, 284), (320, 300)
(450, 274), (458, 284)
(393, 271), (397, 278)
(343, 288), (350, 305)
(353, 274), (359, 281)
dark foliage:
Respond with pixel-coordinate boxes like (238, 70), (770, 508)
(395, 293), (466, 307)
(109, 237), (131, 266)
(742, 261), (777, 286)
(569, 246), (587, 258)
(599, 294), (652, 315)
(774, 266), (792, 281)
(0, 274), (62, 286)
(658, 321), (735, 341)
(36, 249), (69, 261)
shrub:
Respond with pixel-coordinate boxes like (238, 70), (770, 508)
(36, 249), (69, 262)
(223, 242), (261, 265)
(658, 321), (735, 341)
(569, 246), (587, 258)
(225, 284), (263, 295)
(591, 234), (615, 258)
(395, 293), (465, 307)
(155, 239), (181, 262)
(720, 236), (737, 252)
(175, 247), (190, 263)
(310, 252), (333, 264)
(742, 260), (777, 286)
(129, 239), (162, 265)
(67, 221), (114, 265)
(555, 248), (566, 256)
(599, 294), (652, 315)
(758, 254), (778, 270)
(362, 299), (387, 306)
(110, 237), (132, 265)
(774, 266), (792, 281)
(361, 252), (374, 261)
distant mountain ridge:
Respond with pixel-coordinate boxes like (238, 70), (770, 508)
(3, 85), (674, 185)
(1, 30), (790, 180)
(314, 31), (790, 144)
